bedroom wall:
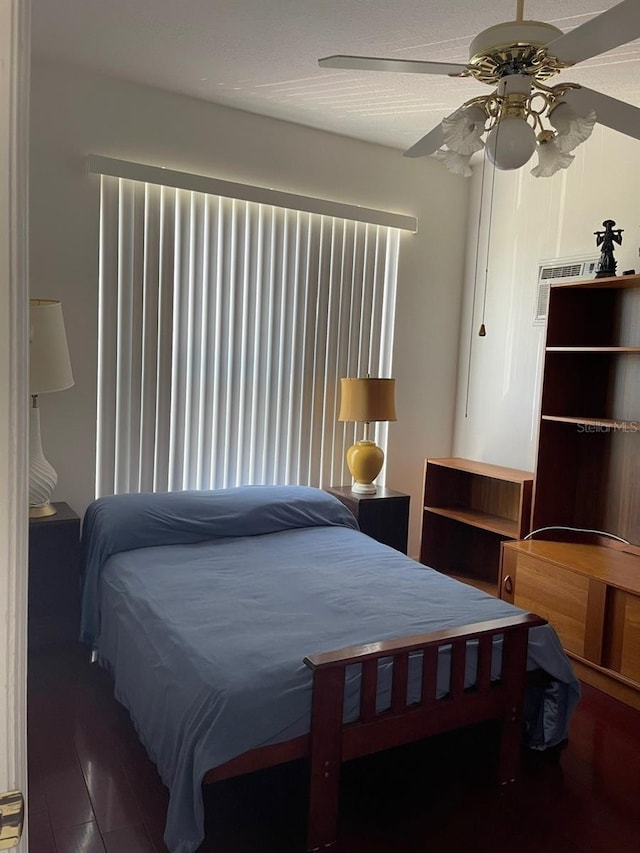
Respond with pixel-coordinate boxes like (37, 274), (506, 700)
(452, 126), (640, 474)
(29, 57), (470, 558)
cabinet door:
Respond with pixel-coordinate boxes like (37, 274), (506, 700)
(606, 589), (640, 682)
(619, 594), (640, 682)
(511, 554), (591, 658)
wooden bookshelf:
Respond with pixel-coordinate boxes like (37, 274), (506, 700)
(502, 273), (640, 708)
(419, 457), (533, 595)
(532, 274), (640, 544)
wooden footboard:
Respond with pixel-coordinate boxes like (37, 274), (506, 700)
(303, 612), (546, 852)
(204, 612), (546, 851)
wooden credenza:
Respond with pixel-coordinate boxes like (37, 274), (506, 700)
(500, 539), (640, 709)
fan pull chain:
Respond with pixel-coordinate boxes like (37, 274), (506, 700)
(479, 152), (498, 337)
(464, 153), (488, 418)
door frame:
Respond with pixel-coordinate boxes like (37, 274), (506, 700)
(0, 1), (30, 849)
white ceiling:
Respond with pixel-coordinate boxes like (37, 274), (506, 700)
(31, 0), (640, 151)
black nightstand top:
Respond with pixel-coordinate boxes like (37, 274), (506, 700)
(29, 501), (79, 527)
(325, 485), (410, 503)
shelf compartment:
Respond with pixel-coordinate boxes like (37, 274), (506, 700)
(546, 280), (640, 348)
(424, 505), (520, 539)
(420, 511), (502, 591)
(425, 456), (533, 483)
(541, 351), (640, 422)
(532, 419), (640, 545)
(424, 459), (532, 539)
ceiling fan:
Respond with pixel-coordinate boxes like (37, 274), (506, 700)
(318, 0), (640, 177)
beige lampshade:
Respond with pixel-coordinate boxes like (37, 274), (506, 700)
(29, 299), (74, 395)
(338, 378), (397, 423)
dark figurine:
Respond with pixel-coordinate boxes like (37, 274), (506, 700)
(594, 219), (623, 278)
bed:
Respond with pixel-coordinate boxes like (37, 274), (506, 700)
(80, 485), (580, 853)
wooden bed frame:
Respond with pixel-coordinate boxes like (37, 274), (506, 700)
(204, 611), (546, 851)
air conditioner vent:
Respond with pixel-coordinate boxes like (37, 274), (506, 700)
(534, 255), (599, 324)
(540, 263), (584, 280)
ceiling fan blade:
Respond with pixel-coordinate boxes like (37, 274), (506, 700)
(544, 0), (640, 66)
(318, 55), (468, 76)
(403, 123), (445, 158)
(565, 86), (640, 141)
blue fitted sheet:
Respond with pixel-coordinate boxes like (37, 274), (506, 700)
(81, 487), (580, 853)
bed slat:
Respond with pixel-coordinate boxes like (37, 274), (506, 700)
(391, 651), (409, 713)
(450, 639), (466, 700)
(360, 659), (378, 722)
(477, 633), (493, 691)
(421, 645), (438, 706)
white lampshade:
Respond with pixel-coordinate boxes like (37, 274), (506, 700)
(485, 116), (537, 171)
(30, 299), (74, 394)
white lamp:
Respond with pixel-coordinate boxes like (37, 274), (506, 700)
(29, 300), (74, 517)
(338, 378), (396, 494)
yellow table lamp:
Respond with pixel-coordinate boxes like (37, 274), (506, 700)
(338, 377), (396, 494)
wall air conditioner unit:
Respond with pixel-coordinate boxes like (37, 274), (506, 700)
(533, 255), (600, 325)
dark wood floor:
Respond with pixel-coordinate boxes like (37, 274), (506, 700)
(27, 644), (640, 853)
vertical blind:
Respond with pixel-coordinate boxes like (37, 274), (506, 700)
(96, 175), (400, 497)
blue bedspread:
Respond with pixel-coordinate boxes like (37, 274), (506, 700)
(80, 486), (580, 853)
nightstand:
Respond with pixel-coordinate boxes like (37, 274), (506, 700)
(325, 486), (410, 554)
(28, 501), (81, 651)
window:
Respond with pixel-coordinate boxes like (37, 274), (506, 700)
(93, 161), (408, 497)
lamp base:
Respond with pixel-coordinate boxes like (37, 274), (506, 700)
(29, 502), (58, 519)
(29, 403), (58, 514)
(346, 439), (384, 495)
(350, 482), (377, 495)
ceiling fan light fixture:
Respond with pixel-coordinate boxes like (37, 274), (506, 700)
(441, 105), (487, 155)
(530, 131), (574, 177)
(434, 147), (473, 177)
(549, 101), (597, 153)
(485, 115), (537, 170)
(318, 2), (640, 176)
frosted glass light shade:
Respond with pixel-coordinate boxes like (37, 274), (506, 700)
(485, 117), (537, 170)
(434, 148), (473, 177)
(442, 105), (486, 156)
(531, 139), (574, 178)
(549, 101), (597, 153)
(30, 299), (74, 394)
